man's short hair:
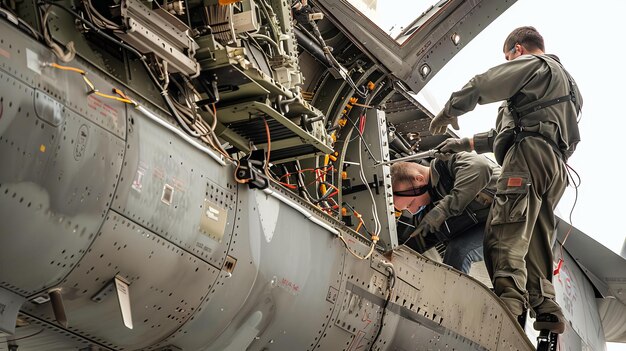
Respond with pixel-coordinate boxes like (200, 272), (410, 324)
(390, 162), (417, 187)
(503, 26), (545, 53)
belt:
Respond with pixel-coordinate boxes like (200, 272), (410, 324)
(514, 130), (564, 160)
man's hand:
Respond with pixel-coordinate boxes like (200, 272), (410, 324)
(429, 110), (459, 135)
(436, 137), (473, 154)
(410, 207), (446, 239)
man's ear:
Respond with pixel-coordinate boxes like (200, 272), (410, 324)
(413, 174), (424, 183)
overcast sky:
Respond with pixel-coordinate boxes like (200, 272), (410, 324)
(410, 1), (626, 349)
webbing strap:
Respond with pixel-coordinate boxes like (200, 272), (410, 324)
(508, 55), (581, 119)
(514, 130), (564, 159)
(512, 93), (574, 118)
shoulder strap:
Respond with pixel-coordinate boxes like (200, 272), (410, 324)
(508, 55), (581, 120)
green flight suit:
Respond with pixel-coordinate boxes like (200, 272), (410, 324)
(439, 54), (582, 316)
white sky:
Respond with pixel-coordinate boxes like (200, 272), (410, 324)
(408, 0), (626, 349)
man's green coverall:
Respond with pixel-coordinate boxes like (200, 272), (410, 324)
(431, 54), (582, 319)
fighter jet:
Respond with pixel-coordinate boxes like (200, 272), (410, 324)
(0, 0), (624, 350)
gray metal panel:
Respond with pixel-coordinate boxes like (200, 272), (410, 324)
(342, 109), (397, 250)
(0, 313), (112, 351)
(385, 313), (486, 351)
(316, 243), (535, 350)
(313, 237), (386, 350)
(22, 212), (220, 350)
(386, 248), (534, 350)
(553, 219), (622, 345)
(0, 287), (25, 335)
(553, 249), (607, 349)
(150, 187), (346, 350)
(112, 105), (237, 269)
(0, 20), (126, 138)
(314, 0), (517, 93)
(0, 71), (124, 296)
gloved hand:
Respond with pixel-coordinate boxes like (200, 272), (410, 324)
(436, 137), (473, 154)
(429, 110), (459, 135)
(410, 206), (446, 239)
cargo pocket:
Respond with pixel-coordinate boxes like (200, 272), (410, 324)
(490, 173), (530, 226)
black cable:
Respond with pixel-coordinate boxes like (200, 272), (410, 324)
(313, 182), (335, 203)
(306, 17), (367, 98)
(369, 273), (395, 351)
(8, 328), (44, 342)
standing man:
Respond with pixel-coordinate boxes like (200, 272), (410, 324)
(391, 152), (499, 274)
(429, 26), (582, 334)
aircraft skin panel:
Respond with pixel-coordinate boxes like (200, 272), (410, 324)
(598, 298), (626, 343)
(19, 211), (221, 349)
(0, 20), (126, 139)
(146, 189), (347, 350)
(314, 0), (517, 93)
(553, 248), (607, 350)
(111, 105), (237, 269)
(553, 250), (606, 350)
(313, 244), (389, 350)
(1, 313), (114, 350)
(386, 248), (533, 351)
(556, 219), (626, 343)
(0, 67), (125, 297)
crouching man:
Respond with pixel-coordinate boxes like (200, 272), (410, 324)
(391, 152), (500, 274)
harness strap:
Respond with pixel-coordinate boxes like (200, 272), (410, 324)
(514, 130), (564, 159)
(511, 93), (574, 119)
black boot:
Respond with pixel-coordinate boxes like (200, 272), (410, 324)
(533, 312), (565, 334)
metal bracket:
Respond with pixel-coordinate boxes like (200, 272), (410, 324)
(0, 287), (25, 335)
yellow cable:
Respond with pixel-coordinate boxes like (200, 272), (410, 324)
(320, 183), (327, 195)
(47, 62), (134, 105)
(81, 75), (96, 91)
(339, 234), (377, 260)
(48, 62), (86, 75)
(93, 91), (133, 104)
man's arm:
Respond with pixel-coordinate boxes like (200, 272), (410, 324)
(433, 153), (493, 218)
(430, 56), (543, 135)
(443, 56), (543, 117)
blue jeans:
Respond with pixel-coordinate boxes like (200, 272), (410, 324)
(442, 224), (485, 274)
(398, 218), (485, 274)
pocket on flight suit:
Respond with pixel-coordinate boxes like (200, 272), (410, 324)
(490, 173), (530, 225)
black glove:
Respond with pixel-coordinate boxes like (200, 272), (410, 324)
(429, 110), (459, 135)
(410, 207), (446, 239)
(436, 137), (473, 154)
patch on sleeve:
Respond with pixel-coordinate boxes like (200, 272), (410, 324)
(507, 177), (523, 187)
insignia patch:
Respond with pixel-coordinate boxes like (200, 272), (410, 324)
(507, 177), (523, 187)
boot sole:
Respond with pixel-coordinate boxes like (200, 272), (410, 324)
(533, 321), (565, 334)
